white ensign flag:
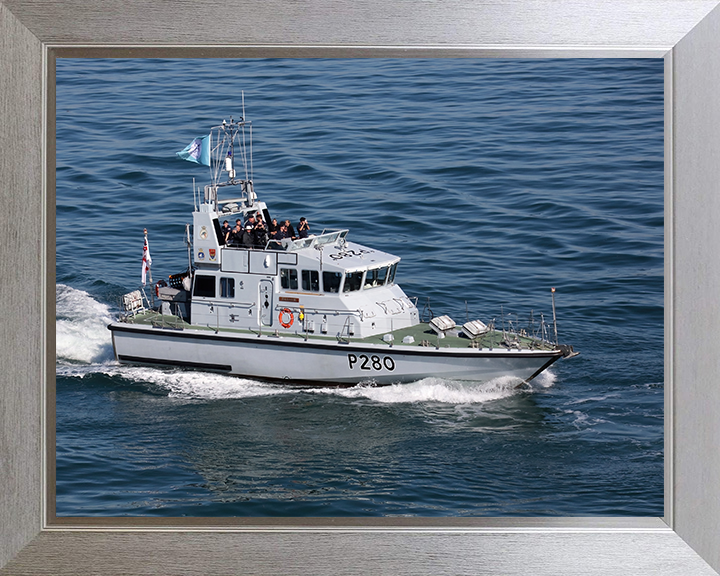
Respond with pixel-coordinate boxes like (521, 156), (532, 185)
(141, 234), (152, 286)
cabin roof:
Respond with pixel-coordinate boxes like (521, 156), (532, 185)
(316, 240), (399, 272)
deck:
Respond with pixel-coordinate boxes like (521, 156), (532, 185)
(119, 310), (557, 352)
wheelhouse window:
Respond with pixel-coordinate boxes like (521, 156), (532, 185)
(323, 271), (343, 293)
(343, 271), (363, 292)
(388, 262), (398, 285)
(302, 269), (319, 292)
(193, 275), (216, 298)
(363, 267), (388, 289)
(280, 268), (298, 290)
(220, 277), (235, 298)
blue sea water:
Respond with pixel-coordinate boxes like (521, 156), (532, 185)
(55, 58), (664, 517)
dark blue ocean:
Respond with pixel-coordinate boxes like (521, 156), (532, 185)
(55, 58), (664, 517)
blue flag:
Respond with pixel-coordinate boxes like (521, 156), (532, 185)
(176, 135), (211, 166)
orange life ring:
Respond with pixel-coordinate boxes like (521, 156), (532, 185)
(279, 308), (294, 328)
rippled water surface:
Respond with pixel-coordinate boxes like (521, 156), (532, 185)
(56, 58), (663, 516)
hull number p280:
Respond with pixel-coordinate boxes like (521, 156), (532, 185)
(347, 354), (396, 372)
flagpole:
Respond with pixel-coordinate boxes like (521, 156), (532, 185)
(144, 228), (154, 309)
(143, 228), (153, 286)
(551, 287), (558, 345)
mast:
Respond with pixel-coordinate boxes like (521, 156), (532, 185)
(224, 119), (235, 182)
(204, 116), (254, 209)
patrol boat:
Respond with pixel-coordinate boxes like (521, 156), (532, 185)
(108, 117), (577, 386)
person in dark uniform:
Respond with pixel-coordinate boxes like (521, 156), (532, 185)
(268, 218), (279, 235)
(227, 223), (243, 246)
(284, 219), (297, 240)
(275, 223), (288, 240)
(254, 214), (268, 247)
(221, 220), (232, 242)
(297, 217), (310, 239)
(241, 224), (255, 248)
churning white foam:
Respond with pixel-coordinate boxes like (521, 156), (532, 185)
(120, 367), (289, 400)
(309, 374), (532, 405)
(56, 284), (114, 364)
(131, 373), (537, 404)
(56, 359), (289, 400)
(532, 369), (556, 389)
(146, 372), (555, 404)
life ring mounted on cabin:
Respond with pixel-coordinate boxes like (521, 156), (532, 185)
(279, 308), (294, 329)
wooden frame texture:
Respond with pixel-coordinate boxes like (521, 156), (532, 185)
(2, 1), (720, 574)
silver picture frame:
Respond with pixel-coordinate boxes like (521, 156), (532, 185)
(2, 1), (720, 574)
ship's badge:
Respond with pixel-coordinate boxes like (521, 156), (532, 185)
(199, 226), (208, 240)
(209, 249), (216, 260)
(197, 249), (205, 260)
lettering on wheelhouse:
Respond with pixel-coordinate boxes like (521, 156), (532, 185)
(347, 353), (396, 372)
(329, 248), (373, 261)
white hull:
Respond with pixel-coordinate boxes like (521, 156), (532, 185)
(109, 323), (562, 386)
